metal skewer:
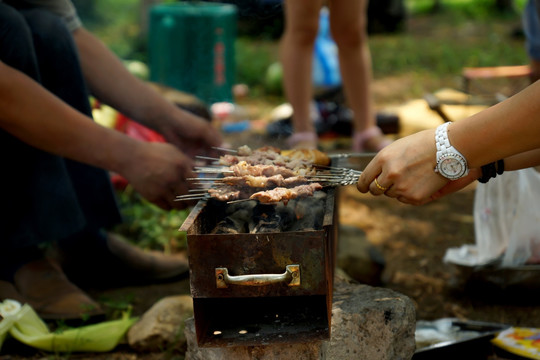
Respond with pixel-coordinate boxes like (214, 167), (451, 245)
(226, 198), (256, 204)
(195, 155), (220, 162)
(175, 193), (209, 199)
(212, 146), (237, 153)
(174, 196), (208, 201)
(194, 167), (232, 174)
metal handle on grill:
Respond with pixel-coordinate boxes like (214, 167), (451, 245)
(215, 265), (300, 288)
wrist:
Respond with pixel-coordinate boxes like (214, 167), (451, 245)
(108, 134), (143, 175)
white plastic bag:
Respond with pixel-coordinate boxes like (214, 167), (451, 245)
(473, 168), (540, 267)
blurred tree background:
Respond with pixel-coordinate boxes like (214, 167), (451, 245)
(74, 0), (529, 99)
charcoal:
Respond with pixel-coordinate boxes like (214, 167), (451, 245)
(213, 191), (327, 233)
(212, 204), (255, 234)
(289, 195), (325, 231)
(252, 219), (281, 233)
(249, 203), (277, 233)
(212, 216), (247, 234)
(274, 203), (297, 232)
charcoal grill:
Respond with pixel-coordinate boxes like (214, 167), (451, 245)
(180, 187), (338, 347)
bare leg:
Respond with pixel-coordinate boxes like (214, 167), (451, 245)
(329, 0), (390, 151)
(280, 0), (322, 148)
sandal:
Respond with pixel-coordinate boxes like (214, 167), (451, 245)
(13, 258), (104, 321)
(353, 127), (392, 152)
(286, 131), (318, 150)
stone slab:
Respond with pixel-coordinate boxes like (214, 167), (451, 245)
(184, 273), (416, 360)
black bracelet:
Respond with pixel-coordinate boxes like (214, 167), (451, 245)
(478, 159), (505, 183)
(496, 159), (504, 175)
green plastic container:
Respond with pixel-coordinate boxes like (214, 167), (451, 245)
(149, 2), (237, 104)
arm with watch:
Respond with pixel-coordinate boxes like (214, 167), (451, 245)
(356, 80), (540, 205)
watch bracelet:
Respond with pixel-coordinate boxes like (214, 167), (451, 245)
(435, 122), (469, 179)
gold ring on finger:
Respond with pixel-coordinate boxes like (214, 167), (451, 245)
(374, 177), (388, 192)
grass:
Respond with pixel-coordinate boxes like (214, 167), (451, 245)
(369, 11), (529, 97)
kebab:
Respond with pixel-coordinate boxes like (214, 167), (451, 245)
(229, 161), (300, 177)
(178, 145), (357, 204)
(216, 174), (309, 188)
(219, 147), (331, 168)
(249, 183), (323, 205)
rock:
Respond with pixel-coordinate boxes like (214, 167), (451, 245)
(184, 274), (416, 359)
(127, 295), (193, 352)
(326, 273), (416, 360)
(338, 225), (385, 285)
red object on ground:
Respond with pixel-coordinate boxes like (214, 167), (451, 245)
(111, 113), (166, 190)
(115, 113), (166, 143)
(110, 173), (129, 190)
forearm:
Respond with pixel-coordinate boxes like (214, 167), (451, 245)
(0, 62), (138, 173)
(503, 149), (540, 170)
(73, 27), (177, 128)
(450, 81), (540, 168)
(73, 27), (223, 153)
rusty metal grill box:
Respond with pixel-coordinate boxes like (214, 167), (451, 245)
(180, 188), (338, 347)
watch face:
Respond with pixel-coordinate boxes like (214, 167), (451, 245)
(438, 155), (466, 179)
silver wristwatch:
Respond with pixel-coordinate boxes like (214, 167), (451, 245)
(434, 122), (469, 180)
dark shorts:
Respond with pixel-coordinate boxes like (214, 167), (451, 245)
(0, 4), (122, 253)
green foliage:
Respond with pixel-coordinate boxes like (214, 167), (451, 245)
(235, 37), (280, 96)
(370, 26), (527, 77)
(369, 0), (529, 98)
(407, 0), (526, 17)
(98, 294), (135, 320)
(112, 187), (189, 253)
(74, 0), (146, 61)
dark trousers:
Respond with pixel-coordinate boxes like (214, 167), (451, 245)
(0, 4), (122, 258)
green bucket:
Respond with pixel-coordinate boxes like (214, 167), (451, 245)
(149, 2), (237, 104)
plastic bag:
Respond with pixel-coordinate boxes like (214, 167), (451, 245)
(473, 168), (540, 266)
(312, 7), (341, 89)
(0, 299), (137, 353)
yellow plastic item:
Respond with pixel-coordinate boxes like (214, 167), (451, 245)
(492, 327), (540, 360)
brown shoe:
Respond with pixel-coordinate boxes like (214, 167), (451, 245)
(61, 233), (189, 288)
(0, 280), (27, 304)
(13, 258), (104, 321)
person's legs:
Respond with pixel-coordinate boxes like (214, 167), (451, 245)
(329, 0), (390, 152)
(22, 8), (123, 233)
(0, 5), (103, 320)
(19, 9), (188, 290)
(280, 0), (322, 149)
(524, 0), (540, 82)
(0, 5), (86, 275)
(0, 6), (189, 320)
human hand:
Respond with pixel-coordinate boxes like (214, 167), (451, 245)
(119, 141), (198, 210)
(156, 109), (223, 159)
(357, 129), (452, 205)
